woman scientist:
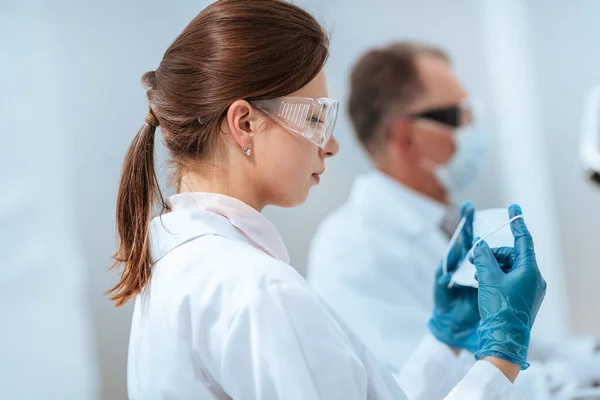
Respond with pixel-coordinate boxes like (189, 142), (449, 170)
(109, 1), (546, 398)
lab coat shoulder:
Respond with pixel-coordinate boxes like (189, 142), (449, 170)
(157, 234), (398, 399)
(308, 200), (426, 305)
(156, 232), (309, 350)
(176, 232), (304, 292)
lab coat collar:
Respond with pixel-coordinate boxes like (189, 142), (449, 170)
(149, 192), (290, 264)
(350, 170), (448, 237)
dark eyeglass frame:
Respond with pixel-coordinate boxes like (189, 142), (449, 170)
(410, 103), (474, 128)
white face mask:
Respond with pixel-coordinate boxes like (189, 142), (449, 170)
(432, 126), (488, 195)
(442, 212), (524, 287)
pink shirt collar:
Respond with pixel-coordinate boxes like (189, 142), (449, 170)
(166, 192), (290, 264)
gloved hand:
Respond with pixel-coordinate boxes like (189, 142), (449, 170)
(428, 202), (480, 353)
(472, 204), (547, 370)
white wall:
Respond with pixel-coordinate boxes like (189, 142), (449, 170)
(47, 1), (214, 398)
(6, 0), (600, 398)
(1, 2), (100, 399)
(525, 0), (600, 335)
(477, 0), (571, 341)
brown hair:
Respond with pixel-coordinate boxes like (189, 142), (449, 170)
(348, 41), (449, 155)
(108, 0), (329, 306)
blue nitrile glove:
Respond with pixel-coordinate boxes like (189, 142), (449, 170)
(472, 204), (547, 370)
(428, 202), (480, 353)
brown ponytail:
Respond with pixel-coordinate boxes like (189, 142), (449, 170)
(108, 97), (166, 306)
(108, 0), (329, 306)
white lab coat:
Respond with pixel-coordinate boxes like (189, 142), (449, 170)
(127, 192), (513, 399)
(307, 171), (457, 372)
(306, 170), (554, 399)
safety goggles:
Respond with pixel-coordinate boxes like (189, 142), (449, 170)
(411, 102), (474, 128)
(249, 96), (339, 148)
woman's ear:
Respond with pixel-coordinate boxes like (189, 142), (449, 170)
(226, 100), (259, 150)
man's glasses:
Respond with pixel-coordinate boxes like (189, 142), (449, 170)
(411, 103), (474, 128)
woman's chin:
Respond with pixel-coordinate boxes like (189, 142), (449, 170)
(270, 187), (311, 208)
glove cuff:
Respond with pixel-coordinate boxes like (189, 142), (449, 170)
(475, 311), (531, 370)
(474, 349), (530, 370)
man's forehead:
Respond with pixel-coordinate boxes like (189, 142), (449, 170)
(416, 55), (467, 107)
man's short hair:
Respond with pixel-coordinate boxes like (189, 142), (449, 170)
(348, 42), (450, 156)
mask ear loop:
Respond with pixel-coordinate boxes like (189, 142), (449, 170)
(468, 215), (524, 261)
(442, 216), (467, 276)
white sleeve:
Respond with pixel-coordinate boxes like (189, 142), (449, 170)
(445, 361), (513, 400)
(217, 282), (402, 400)
(400, 334), (513, 400)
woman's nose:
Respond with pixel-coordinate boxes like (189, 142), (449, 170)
(321, 135), (339, 158)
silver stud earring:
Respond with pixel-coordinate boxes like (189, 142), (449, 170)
(242, 143), (252, 156)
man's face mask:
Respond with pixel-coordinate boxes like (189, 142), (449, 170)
(412, 102), (488, 196)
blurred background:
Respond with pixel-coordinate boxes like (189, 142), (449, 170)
(3, 0), (600, 398)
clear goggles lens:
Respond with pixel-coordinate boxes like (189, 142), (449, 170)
(250, 96), (339, 148)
